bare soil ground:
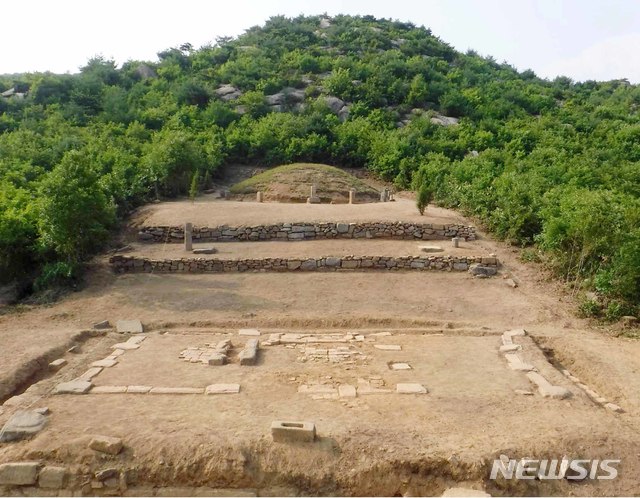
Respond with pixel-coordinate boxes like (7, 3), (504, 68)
(1, 196), (640, 496)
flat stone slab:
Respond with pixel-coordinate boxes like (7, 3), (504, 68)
(504, 353), (536, 372)
(397, 383), (428, 394)
(0, 411), (47, 442)
(205, 384), (240, 394)
(110, 349), (126, 357)
(338, 385), (357, 398)
(127, 335), (147, 344)
(0, 462), (40, 485)
(93, 320), (111, 330)
(91, 358), (118, 368)
(499, 344), (522, 352)
(89, 435), (123, 455)
(298, 385), (338, 395)
(390, 362), (412, 370)
(79, 367), (103, 381)
(91, 385), (127, 394)
(127, 385), (152, 394)
(420, 245), (444, 253)
(49, 358), (67, 371)
(526, 372), (572, 399)
(504, 328), (526, 337)
(54, 380), (92, 394)
(116, 319), (144, 334)
(357, 385), (393, 395)
(271, 420), (316, 443)
(239, 338), (259, 365)
(192, 247), (218, 254)
(111, 342), (140, 350)
(374, 344), (402, 351)
(149, 387), (204, 394)
(239, 328), (261, 336)
(38, 466), (67, 489)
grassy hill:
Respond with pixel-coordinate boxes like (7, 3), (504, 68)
(230, 163), (379, 202)
(0, 14), (639, 316)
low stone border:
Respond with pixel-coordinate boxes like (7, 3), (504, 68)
(560, 368), (623, 413)
(110, 255), (497, 274)
(138, 221), (476, 243)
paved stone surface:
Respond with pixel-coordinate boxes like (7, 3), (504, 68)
(116, 320), (144, 333)
(0, 462), (40, 485)
(239, 328), (261, 336)
(48, 358), (67, 371)
(338, 385), (357, 398)
(91, 358), (118, 368)
(110, 349), (126, 357)
(38, 466), (67, 489)
(89, 435), (123, 455)
(149, 387), (204, 394)
(53, 380), (92, 395)
(271, 420), (316, 443)
(205, 384), (241, 394)
(79, 367), (103, 381)
(127, 385), (152, 394)
(239, 338), (259, 365)
(374, 344), (402, 351)
(0, 411), (47, 442)
(396, 383), (428, 394)
(91, 385), (127, 394)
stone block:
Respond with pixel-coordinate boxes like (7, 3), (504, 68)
(93, 320), (111, 330)
(526, 372), (572, 399)
(111, 342), (140, 350)
(271, 420), (316, 443)
(127, 335), (146, 345)
(239, 339), (259, 366)
(341, 260), (360, 269)
(239, 328), (260, 336)
(336, 223), (349, 234)
(505, 354), (536, 372)
(0, 462), (40, 486)
(499, 344), (521, 352)
(605, 403), (623, 413)
(149, 387), (204, 394)
(116, 320), (144, 334)
(420, 245), (444, 253)
(390, 362), (412, 370)
(53, 380), (92, 395)
(338, 385), (356, 398)
(205, 384), (240, 394)
(300, 259), (317, 270)
(126, 385), (152, 394)
(0, 411), (47, 442)
(79, 367), (103, 381)
(91, 359), (118, 368)
(396, 383), (428, 394)
(324, 257), (341, 267)
(38, 466), (67, 489)
(49, 359), (67, 371)
(207, 353), (227, 366)
(193, 247), (218, 255)
(91, 386), (127, 394)
(89, 436), (123, 455)
(374, 344), (401, 351)
(452, 262), (468, 271)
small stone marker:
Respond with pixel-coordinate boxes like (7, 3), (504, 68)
(452, 237), (460, 248)
(49, 358), (67, 371)
(239, 328), (260, 336)
(256, 191), (263, 202)
(271, 420), (316, 443)
(0, 462), (40, 486)
(54, 380), (92, 394)
(0, 411), (47, 442)
(205, 384), (240, 394)
(348, 188), (355, 204)
(89, 435), (123, 455)
(185, 222), (193, 251)
(374, 344), (402, 351)
(396, 383), (428, 394)
(116, 320), (144, 334)
(307, 184), (321, 204)
(93, 320), (111, 330)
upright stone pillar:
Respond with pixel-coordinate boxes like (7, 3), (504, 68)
(307, 184), (320, 204)
(452, 237), (460, 248)
(256, 191), (263, 203)
(349, 189), (356, 204)
(185, 222), (193, 251)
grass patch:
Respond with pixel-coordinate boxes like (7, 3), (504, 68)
(230, 163), (379, 202)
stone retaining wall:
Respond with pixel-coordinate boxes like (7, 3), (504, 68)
(110, 255), (497, 274)
(138, 222), (476, 243)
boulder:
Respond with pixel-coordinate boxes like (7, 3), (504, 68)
(89, 435), (123, 455)
(323, 96), (345, 113)
(0, 411), (47, 442)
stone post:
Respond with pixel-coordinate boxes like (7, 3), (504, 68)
(311, 184), (317, 198)
(256, 191), (263, 203)
(380, 188), (389, 202)
(307, 184), (320, 204)
(349, 189), (356, 204)
(185, 222), (193, 251)
(452, 237), (460, 248)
